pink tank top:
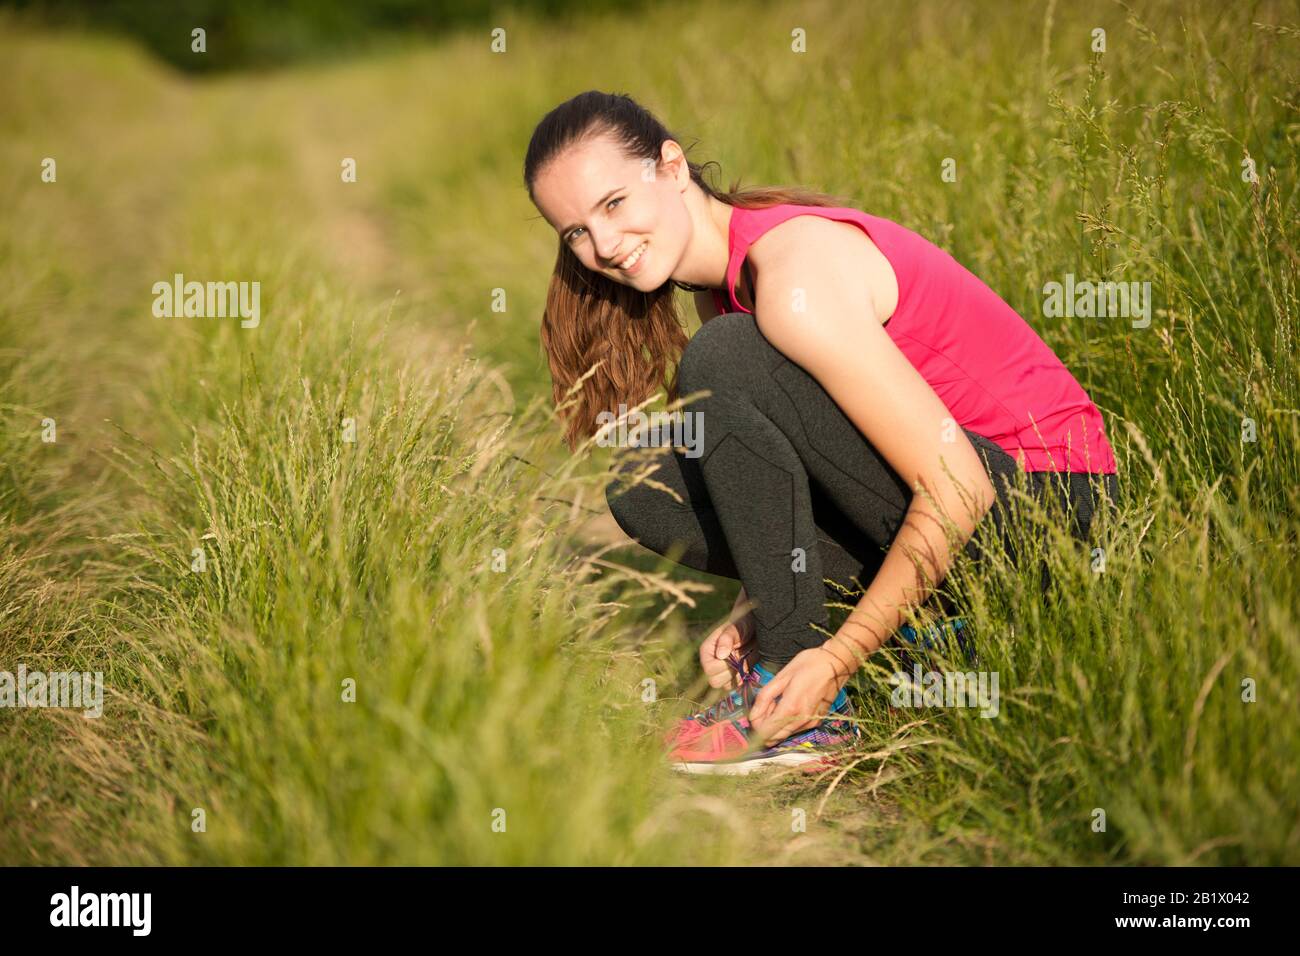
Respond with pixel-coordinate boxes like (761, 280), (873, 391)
(711, 204), (1117, 474)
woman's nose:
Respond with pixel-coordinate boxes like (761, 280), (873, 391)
(590, 227), (620, 265)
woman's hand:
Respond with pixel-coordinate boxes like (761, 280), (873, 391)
(748, 647), (851, 746)
(699, 590), (757, 689)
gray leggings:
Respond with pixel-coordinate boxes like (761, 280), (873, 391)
(604, 312), (1121, 667)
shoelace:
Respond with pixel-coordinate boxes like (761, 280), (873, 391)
(692, 648), (863, 730)
(692, 652), (762, 727)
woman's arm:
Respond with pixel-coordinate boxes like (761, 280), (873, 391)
(739, 217), (998, 740)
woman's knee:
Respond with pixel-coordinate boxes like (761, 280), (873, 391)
(605, 471), (644, 541)
(604, 469), (674, 545)
(677, 312), (764, 397)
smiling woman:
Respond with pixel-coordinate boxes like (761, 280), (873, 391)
(522, 90), (1121, 775)
(523, 91), (849, 452)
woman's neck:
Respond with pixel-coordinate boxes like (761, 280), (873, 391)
(677, 193), (751, 306)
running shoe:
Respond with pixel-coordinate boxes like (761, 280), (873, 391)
(666, 655), (859, 774)
(668, 707), (859, 775)
(895, 617), (976, 668)
(662, 652), (769, 748)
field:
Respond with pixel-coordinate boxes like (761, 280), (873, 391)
(0, 0), (1297, 865)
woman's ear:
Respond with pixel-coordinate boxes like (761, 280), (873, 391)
(660, 139), (689, 186)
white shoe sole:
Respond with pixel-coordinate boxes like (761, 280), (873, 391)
(671, 748), (847, 776)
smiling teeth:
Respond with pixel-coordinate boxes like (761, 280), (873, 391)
(618, 242), (647, 270)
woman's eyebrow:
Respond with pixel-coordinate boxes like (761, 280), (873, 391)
(562, 186), (622, 236)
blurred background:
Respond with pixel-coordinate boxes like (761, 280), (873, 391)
(3, 0), (624, 71)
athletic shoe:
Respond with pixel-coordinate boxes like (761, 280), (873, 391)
(664, 654), (851, 746)
(668, 707), (859, 775)
(895, 617), (976, 668)
(662, 652), (769, 748)
(666, 655), (859, 774)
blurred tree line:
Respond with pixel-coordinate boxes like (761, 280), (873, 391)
(2, 0), (626, 72)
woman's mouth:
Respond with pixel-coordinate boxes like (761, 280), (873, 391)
(615, 241), (648, 275)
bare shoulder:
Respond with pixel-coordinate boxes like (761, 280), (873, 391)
(748, 214), (899, 323)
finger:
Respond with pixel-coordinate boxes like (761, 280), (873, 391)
(755, 711), (795, 746)
(706, 659), (740, 690)
(699, 635), (718, 666)
(751, 678), (780, 716)
(701, 652), (735, 688)
(769, 694), (799, 729)
(751, 677), (787, 723)
(753, 710), (782, 745)
(700, 628), (725, 662)
(762, 707), (818, 746)
(728, 624), (748, 660)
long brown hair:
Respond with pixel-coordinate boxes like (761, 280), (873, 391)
(524, 90), (854, 452)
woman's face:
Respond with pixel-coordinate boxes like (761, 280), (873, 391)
(532, 133), (692, 290)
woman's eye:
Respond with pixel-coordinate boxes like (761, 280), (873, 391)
(566, 197), (623, 244)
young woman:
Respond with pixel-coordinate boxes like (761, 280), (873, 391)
(524, 91), (1120, 773)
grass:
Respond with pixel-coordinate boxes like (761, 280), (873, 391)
(0, 0), (1296, 865)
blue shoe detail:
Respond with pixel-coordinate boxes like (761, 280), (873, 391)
(897, 617), (977, 665)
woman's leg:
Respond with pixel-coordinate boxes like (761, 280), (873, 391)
(608, 312), (1022, 669)
(1029, 470), (1122, 540)
(605, 443), (886, 607)
(1019, 469), (1122, 592)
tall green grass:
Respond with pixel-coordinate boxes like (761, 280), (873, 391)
(0, 0), (1296, 864)
(0, 19), (751, 865)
